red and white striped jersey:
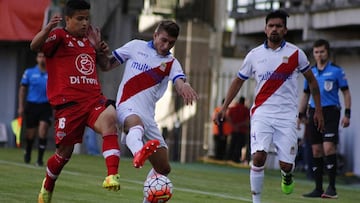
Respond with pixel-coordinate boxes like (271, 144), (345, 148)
(113, 40), (185, 118)
(238, 41), (310, 118)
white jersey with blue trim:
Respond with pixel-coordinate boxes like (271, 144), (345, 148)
(238, 41), (310, 119)
(112, 39), (186, 119)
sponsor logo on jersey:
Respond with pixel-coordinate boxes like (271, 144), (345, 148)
(259, 71), (293, 81)
(69, 76), (98, 85)
(56, 131), (66, 140)
(130, 61), (151, 71)
(75, 54), (95, 75)
(69, 54), (98, 85)
(45, 34), (56, 43)
(137, 51), (149, 58)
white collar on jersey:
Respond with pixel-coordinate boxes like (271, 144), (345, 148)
(263, 39), (286, 49)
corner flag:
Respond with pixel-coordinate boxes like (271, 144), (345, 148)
(11, 117), (22, 148)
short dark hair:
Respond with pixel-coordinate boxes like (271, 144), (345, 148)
(266, 10), (289, 27)
(155, 20), (180, 38)
(65, 0), (90, 17)
(313, 39), (330, 52)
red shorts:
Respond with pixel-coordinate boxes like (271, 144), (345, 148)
(53, 95), (108, 145)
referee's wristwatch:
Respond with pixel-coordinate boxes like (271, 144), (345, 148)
(345, 108), (351, 118)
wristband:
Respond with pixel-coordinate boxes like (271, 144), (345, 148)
(298, 112), (306, 119)
(345, 108), (351, 118)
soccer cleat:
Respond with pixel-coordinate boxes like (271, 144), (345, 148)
(133, 139), (160, 168)
(281, 173), (294, 194)
(321, 187), (338, 199)
(38, 178), (52, 203)
(303, 189), (323, 198)
(102, 174), (121, 191)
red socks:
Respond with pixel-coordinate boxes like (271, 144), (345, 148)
(102, 134), (120, 175)
(45, 153), (69, 192)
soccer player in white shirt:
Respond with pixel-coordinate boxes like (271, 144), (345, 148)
(215, 10), (324, 203)
(110, 20), (198, 203)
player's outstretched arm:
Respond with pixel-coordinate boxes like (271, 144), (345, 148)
(174, 79), (198, 105)
(215, 77), (244, 125)
(30, 15), (62, 51)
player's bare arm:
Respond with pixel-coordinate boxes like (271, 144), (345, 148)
(303, 70), (324, 132)
(215, 77), (244, 125)
(297, 92), (310, 128)
(96, 41), (112, 71)
(17, 85), (27, 116)
(341, 89), (351, 127)
(30, 15), (62, 51)
(298, 93), (310, 116)
(87, 25), (113, 71)
(87, 25), (101, 49)
(174, 78), (198, 105)
(98, 55), (120, 72)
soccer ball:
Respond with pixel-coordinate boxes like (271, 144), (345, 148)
(143, 174), (173, 203)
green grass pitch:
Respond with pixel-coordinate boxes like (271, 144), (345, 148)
(0, 148), (359, 203)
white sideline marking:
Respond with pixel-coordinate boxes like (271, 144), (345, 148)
(174, 187), (252, 202)
(0, 159), (252, 202)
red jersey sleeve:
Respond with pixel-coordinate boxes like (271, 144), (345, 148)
(42, 28), (64, 57)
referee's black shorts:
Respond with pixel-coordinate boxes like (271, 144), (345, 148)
(24, 102), (53, 128)
(307, 106), (340, 145)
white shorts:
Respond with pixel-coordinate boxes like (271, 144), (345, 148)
(250, 115), (298, 164)
(117, 104), (168, 149)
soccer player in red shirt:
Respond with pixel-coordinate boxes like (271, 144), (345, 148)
(228, 96), (250, 163)
(31, 1), (120, 202)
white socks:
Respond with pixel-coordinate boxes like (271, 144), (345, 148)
(250, 165), (265, 203)
(126, 125), (144, 155)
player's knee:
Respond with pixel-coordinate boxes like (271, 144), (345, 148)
(279, 161), (293, 172)
(312, 146), (323, 157)
(124, 115), (143, 132)
(156, 165), (171, 176)
(252, 150), (267, 166)
(103, 106), (117, 122)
